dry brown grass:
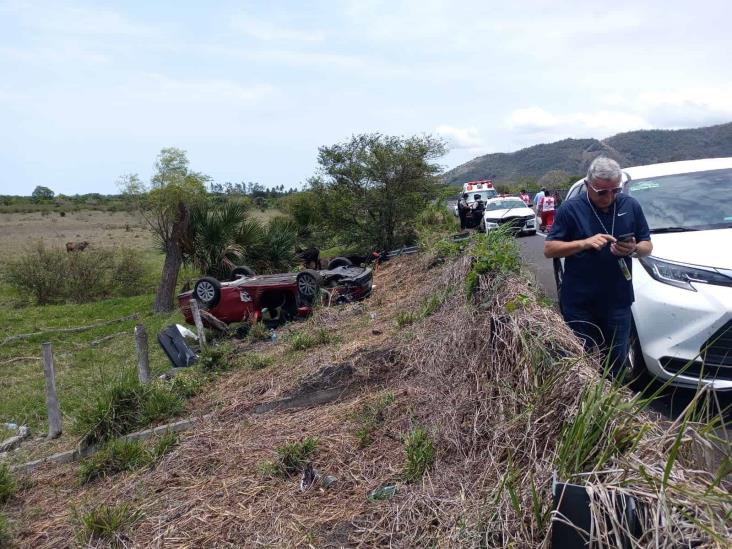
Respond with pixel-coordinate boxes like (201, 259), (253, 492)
(0, 210), (153, 257)
(3, 250), (730, 548)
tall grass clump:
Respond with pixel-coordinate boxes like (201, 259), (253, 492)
(259, 436), (319, 478)
(465, 226), (520, 295)
(0, 463), (16, 503)
(74, 503), (144, 547)
(79, 439), (150, 484)
(73, 374), (183, 446)
(403, 427), (435, 482)
(289, 328), (332, 351)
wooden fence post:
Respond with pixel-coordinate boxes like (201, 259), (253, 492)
(135, 324), (150, 383)
(189, 300), (207, 348)
(42, 342), (62, 439)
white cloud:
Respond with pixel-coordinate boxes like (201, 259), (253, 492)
(230, 12), (325, 43)
(436, 125), (486, 150)
(506, 106), (649, 137)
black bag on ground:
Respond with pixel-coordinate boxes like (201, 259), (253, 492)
(157, 325), (197, 368)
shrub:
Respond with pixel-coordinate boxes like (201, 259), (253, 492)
(168, 369), (207, 398)
(79, 439), (150, 484)
(73, 375), (183, 446)
(247, 321), (271, 342)
(0, 463), (16, 503)
(65, 248), (115, 303)
(74, 503), (144, 546)
(3, 241), (67, 304)
(197, 343), (233, 372)
(403, 427), (435, 482)
(113, 247), (147, 297)
(465, 227), (521, 295)
(276, 437), (318, 476)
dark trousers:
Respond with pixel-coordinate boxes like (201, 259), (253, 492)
(560, 301), (632, 377)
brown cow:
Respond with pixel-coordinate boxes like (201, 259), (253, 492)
(66, 241), (90, 252)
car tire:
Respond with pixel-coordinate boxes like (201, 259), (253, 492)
(553, 258), (563, 297)
(194, 276), (222, 308)
(296, 270), (322, 303)
(231, 265), (256, 279)
(627, 322), (652, 391)
(327, 257), (352, 269)
(527, 230), (537, 236)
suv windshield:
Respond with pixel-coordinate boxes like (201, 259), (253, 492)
(485, 199), (526, 211)
(628, 168), (732, 231)
(467, 189), (498, 203)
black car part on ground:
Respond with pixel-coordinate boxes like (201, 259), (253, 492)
(552, 479), (642, 549)
(327, 256), (353, 269)
(158, 325), (197, 368)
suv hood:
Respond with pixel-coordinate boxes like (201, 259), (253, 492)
(484, 206), (534, 219)
(650, 228), (732, 270)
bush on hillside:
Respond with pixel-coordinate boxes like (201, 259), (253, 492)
(2, 242), (148, 304)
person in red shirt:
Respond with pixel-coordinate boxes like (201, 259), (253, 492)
(538, 189), (556, 232)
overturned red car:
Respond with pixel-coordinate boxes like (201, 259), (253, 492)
(178, 264), (373, 327)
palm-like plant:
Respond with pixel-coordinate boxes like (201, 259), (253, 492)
(246, 216), (298, 273)
(183, 201), (264, 279)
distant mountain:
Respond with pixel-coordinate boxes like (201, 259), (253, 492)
(443, 122), (732, 185)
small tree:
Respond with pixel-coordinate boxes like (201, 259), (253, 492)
(121, 148), (208, 312)
(313, 134), (447, 250)
(31, 185), (54, 202)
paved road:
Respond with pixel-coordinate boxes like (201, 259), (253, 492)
(516, 230), (556, 302)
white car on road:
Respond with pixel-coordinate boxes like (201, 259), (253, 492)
(480, 197), (536, 235)
(554, 158), (732, 390)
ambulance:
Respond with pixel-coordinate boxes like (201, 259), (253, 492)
(454, 179), (499, 216)
(462, 180), (498, 204)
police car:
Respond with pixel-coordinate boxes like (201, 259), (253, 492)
(480, 196), (536, 235)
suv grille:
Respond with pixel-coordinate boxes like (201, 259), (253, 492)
(702, 320), (732, 367)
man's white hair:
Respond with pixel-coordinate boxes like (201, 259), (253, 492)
(586, 157), (622, 184)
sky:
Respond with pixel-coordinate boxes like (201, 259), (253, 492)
(1, 0), (731, 196)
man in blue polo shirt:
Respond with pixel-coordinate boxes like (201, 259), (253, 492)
(544, 157), (653, 377)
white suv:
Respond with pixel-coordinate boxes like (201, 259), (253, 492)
(554, 158), (732, 390)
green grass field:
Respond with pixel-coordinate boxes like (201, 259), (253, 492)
(0, 293), (184, 436)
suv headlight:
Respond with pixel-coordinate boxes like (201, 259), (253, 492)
(639, 256), (732, 291)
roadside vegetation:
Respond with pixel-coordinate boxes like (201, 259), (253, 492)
(2, 137), (729, 547)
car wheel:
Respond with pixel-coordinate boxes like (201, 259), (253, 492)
(553, 258), (563, 297)
(527, 230), (537, 236)
(296, 270), (322, 303)
(231, 265), (256, 279)
(327, 257), (352, 269)
(194, 276), (222, 308)
(627, 322), (651, 390)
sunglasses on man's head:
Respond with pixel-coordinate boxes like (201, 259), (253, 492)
(586, 181), (623, 196)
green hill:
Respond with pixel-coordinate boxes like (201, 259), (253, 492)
(443, 122), (732, 185)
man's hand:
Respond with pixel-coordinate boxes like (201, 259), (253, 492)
(583, 233), (615, 251)
(611, 236), (636, 257)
